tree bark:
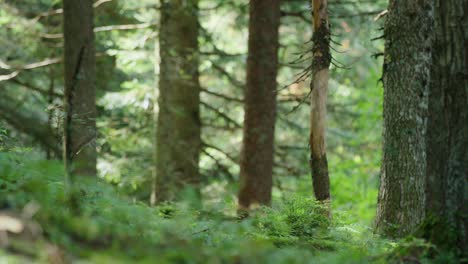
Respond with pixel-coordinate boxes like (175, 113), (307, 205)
(238, 0), (281, 210)
(62, 0), (97, 176)
(424, 0), (467, 254)
(46, 65), (55, 160)
(310, 0), (331, 207)
(375, 0), (433, 237)
(155, 0), (201, 202)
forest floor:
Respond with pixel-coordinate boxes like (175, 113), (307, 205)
(0, 153), (460, 264)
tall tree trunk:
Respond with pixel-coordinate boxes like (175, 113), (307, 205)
(310, 0), (331, 207)
(155, 0), (201, 202)
(424, 0), (467, 253)
(375, 0), (433, 237)
(62, 0), (97, 177)
(46, 63), (55, 160)
(238, 0), (280, 210)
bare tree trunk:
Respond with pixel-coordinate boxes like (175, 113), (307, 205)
(46, 64), (55, 160)
(375, 0), (433, 237)
(238, 0), (280, 210)
(155, 0), (201, 202)
(310, 0), (331, 209)
(424, 0), (467, 254)
(62, 0), (97, 177)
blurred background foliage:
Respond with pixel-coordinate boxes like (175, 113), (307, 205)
(0, 0), (430, 262)
(0, 0), (386, 223)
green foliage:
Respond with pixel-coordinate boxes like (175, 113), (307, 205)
(251, 198), (334, 251)
(0, 0), (386, 195)
(0, 0), (462, 263)
(1, 153), (456, 263)
(0, 126), (10, 150)
(255, 198), (329, 240)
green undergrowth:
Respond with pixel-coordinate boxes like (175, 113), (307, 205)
(0, 153), (460, 263)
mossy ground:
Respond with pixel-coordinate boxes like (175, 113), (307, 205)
(0, 153), (461, 263)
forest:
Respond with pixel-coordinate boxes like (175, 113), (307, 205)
(0, 0), (466, 263)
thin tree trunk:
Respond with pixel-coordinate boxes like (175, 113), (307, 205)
(424, 0), (467, 253)
(46, 63), (55, 160)
(62, 0), (97, 177)
(238, 0), (281, 210)
(375, 0), (433, 237)
(155, 0), (201, 202)
(310, 0), (331, 208)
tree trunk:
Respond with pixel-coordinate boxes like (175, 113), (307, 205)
(375, 0), (433, 237)
(310, 0), (331, 207)
(238, 0), (280, 210)
(155, 0), (201, 202)
(62, 0), (97, 177)
(424, 0), (467, 254)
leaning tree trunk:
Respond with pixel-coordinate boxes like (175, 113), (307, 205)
(238, 0), (280, 210)
(62, 0), (97, 177)
(424, 0), (467, 254)
(375, 0), (433, 237)
(155, 0), (201, 202)
(310, 0), (331, 209)
(0, 95), (61, 157)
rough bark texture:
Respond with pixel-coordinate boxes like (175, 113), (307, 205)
(424, 0), (467, 254)
(155, 0), (201, 202)
(310, 0), (331, 204)
(375, 0), (433, 237)
(62, 0), (97, 176)
(238, 0), (280, 210)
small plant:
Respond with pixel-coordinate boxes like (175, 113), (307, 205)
(284, 197), (330, 238)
